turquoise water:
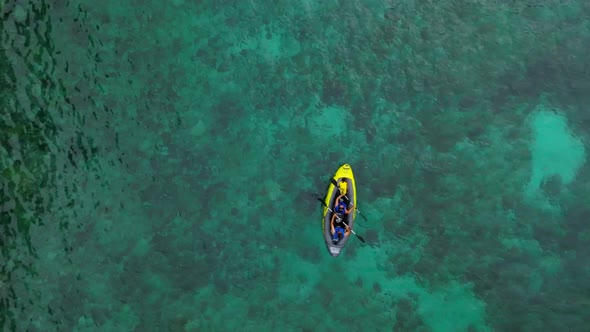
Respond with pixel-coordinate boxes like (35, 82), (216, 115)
(2, 0), (590, 331)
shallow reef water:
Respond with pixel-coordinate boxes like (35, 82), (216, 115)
(1, 1), (590, 331)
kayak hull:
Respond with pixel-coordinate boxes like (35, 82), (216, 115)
(322, 164), (357, 256)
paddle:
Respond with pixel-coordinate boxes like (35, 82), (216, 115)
(315, 197), (366, 244)
(330, 178), (368, 222)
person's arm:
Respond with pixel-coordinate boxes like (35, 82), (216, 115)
(345, 225), (351, 237)
(346, 202), (354, 214)
(330, 214), (336, 234)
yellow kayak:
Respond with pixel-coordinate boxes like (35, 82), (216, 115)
(321, 164), (357, 256)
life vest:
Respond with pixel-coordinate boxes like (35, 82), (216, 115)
(338, 180), (348, 195)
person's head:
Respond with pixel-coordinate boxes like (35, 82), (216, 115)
(337, 200), (347, 212)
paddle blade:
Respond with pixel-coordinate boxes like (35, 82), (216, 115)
(359, 212), (368, 222)
(316, 196), (328, 208)
(356, 234), (366, 244)
(330, 178), (338, 187)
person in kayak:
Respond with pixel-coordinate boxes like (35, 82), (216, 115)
(331, 213), (351, 243)
(330, 179), (354, 243)
(334, 192), (354, 215)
